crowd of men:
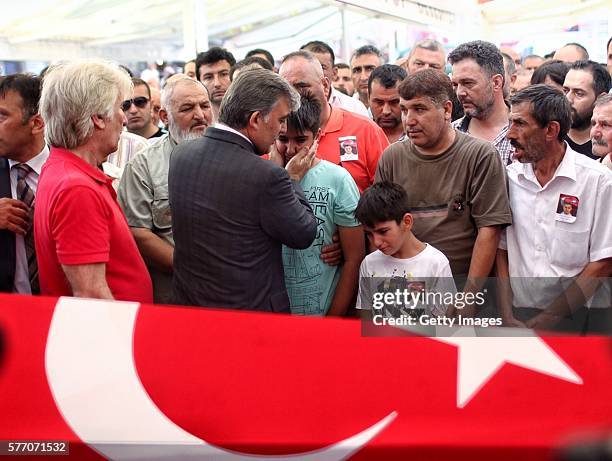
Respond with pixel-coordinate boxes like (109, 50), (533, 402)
(0, 35), (611, 333)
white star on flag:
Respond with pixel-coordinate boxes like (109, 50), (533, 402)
(433, 326), (583, 407)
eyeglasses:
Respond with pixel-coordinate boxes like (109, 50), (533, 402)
(121, 96), (149, 111)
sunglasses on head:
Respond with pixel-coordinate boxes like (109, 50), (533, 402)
(121, 96), (149, 111)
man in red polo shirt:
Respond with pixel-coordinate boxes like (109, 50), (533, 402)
(279, 51), (389, 193)
(35, 61), (152, 303)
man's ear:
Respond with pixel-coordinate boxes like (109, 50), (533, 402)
(248, 110), (263, 131)
(91, 114), (106, 130)
(159, 108), (169, 127)
(443, 99), (453, 121)
(29, 113), (45, 136)
(545, 120), (561, 142)
(492, 73), (505, 92)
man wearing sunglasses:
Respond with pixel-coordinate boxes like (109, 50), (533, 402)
(124, 78), (164, 140)
(118, 76), (213, 304)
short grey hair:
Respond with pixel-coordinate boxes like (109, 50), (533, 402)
(40, 60), (132, 149)
(219, 68), (300, 129)
(594, 93), (612, 108)
(161, 76), (207, 111)
(409, 39), (445, 58)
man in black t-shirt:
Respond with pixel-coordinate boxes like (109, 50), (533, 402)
(563, 60), (611, 160)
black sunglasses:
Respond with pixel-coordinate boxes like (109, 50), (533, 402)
(121, 96), (149, 111)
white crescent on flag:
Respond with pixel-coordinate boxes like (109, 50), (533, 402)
(45, 297), (397, 460)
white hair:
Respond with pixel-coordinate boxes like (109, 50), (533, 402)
(40, 60), (132, 149)
(160, 76), (207, 112)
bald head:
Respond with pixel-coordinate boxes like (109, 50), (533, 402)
(554, 43), (589, 63)
(280, 51), (329, 123)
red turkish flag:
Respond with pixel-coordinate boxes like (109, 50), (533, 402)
(0, 293), (610, 460)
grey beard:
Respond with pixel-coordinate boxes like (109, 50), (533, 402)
(169, 124), (205, 145)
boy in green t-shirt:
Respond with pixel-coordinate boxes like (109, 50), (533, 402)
(272, 95), (365, 316)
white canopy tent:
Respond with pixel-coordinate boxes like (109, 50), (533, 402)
(0, 0), (610, 69)
(0, 0), (476, 65)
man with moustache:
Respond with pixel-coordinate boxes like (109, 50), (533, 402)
(196, 47), (236, 119)
(118, 76), (213, 303)
(376, 69), (511, 295)
(591, 94), (612, 170)
(563, 60), (611, 160)
(498, 84), (612, 331)
(449, 40), (515, 165)
(368, 64), (407, 143)
(350, 45), (383, 110)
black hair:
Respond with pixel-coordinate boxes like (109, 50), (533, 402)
(530, 60), (569, 87)
(448, 40), (505, 78)
(245, 48), (275, 67)
(569, 60), (612, 95)
(195, 47), (236, 81)
(300, 41), (336, 65)
(368, 64), (407, 94)
(286, 94), (321, 136)
(510, 84), (572, 142)
(398, 68), (454, 106)
(119, 65), (134, 77)
(351, 45), (382, 63)
(131, 77), (151, 99)
(0, 73), (42, 122)
(230, 56), (273, 80)
(356, 181), (411, 227)
(335, 63), (350, 70)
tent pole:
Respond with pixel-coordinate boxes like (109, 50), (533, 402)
(341, 4), (350, 62)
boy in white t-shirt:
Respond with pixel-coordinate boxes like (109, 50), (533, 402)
(355, 182), (456, 318)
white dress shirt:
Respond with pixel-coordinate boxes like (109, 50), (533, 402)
(329, 88), (370, 118)
(214, 122), (253, 146)
(8, 145), (50, 294)
(500, 144), (612, 308)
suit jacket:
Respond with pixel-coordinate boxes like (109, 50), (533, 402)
(0, 159), (16, 292)
(168, 127), (317, 312)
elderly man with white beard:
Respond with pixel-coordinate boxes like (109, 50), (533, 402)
(118, 76), (213, 303)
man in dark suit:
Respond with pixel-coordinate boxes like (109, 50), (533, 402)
(0, 74), (47, 294)
(169, 68), (317, 312)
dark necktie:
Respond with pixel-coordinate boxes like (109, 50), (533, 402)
(13, 163), (39, 295)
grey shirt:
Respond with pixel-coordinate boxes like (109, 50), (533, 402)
(118, 134), (176, 303)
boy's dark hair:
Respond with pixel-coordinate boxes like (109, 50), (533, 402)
(335, 62), (350, 70)
(245, 48), (275, 67)
(287, 94), (321, 136)
(195, 47), (236, 81)
(356, 181), (411, 227)
(0, 73), (42, 121)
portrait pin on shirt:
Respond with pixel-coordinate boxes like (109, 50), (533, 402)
(555, 194), (579, 224)
(339, 136), (358, 162)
